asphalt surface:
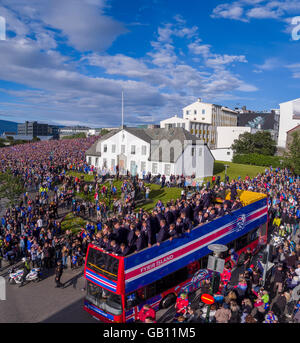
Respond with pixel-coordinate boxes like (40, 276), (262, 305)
(0, 262), (97, 323)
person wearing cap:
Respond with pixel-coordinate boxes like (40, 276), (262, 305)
(20, 257), (30, 287)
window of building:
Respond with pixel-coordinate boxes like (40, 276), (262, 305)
(95, 157), (99, 166)
(202, 109), (205, 115)
(191, 147), (195, 156)
(194, 110), (197, 115)
(152, 163), (158, 174)
(182, 123), (185, 129)
(112, 144), (116, 153)
(131, 145), (135, 155)
(103, 144), (107, 153)
(159, 147), (162, 162)
(199, 148), (202, 157)
(170, 147), (174, 163)
(103, 158), (107, 168)
(111, 159), (115, 168)
(141, 161), (146, 172)
(121, 145), (125, 154)
(130, 160), (136, 174)
(142, 145), (147, 155)
(227, 151), (231, 155)
(164, 164), (171, 176)
(186, 110), (189, 115)
(88, 157), (92, 165)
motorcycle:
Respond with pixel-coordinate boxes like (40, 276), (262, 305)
(270, 233), (285, 248)
(8, 267), (41, 285)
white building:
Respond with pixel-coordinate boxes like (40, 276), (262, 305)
(210, 126), (252, 162)
(85, 127), (214, 179)
(160, 98), (238, 148)
(278, 98), (300, 148)
(59, 126), (91, 136)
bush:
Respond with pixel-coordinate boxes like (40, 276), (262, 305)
(232, 153), (283, 167)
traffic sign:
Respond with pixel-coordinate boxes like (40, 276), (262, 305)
(201, 293), (214, 305)
(207, 255), (225, 273)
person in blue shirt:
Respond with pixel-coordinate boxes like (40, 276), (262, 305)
(96, 221), (102, 232)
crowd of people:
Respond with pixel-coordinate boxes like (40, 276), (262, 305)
(0, 137), (299, 322)
(0, 138), (97, 273)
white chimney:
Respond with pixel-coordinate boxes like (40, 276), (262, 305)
(198, 98), (202, 102)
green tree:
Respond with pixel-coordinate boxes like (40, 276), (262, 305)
(0, 172), (25, 206)
(32, 136), (41, 142)
(231, 131), (276, 156)
(284, 131), (300, 175)
(61, 133), (86, 139)
(100, 129), (110, 136)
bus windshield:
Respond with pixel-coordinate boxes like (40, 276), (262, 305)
(86, 247), (119, 281)
(86, 281), (122, 316)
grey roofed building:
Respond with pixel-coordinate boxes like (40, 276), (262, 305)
(85, 126), (214, 179)
(85, 126), (206, 160)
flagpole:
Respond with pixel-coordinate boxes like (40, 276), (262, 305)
(122, 91), (124, 129)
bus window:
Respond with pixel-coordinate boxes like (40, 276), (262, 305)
(86, 247), (119, 281)
(223, 241), (234, 259)
(235, 233), (248, 251)
(156, 267), (188, 294)
(249, 228), (259, 242)
(144, 282), (157, 300)
(199, 255), (208, 269)
(86, 281), (122, 315)
(258, 223), (267, 238)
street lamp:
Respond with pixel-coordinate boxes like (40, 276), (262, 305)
(205, 244), (228, 323)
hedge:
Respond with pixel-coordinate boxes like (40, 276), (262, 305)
(232, 153), (283, 167)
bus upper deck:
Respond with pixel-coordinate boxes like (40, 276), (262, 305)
(85, 190), (268, 295)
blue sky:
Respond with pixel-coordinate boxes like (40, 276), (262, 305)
(0, 0), (299, 127)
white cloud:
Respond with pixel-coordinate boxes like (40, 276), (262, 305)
(253, 57), (281, 72)
(246, 6), (283, 19)
(211, 4), (247, 22)
(0, 6), (258, 126)
(1, 0), (127, 52)
(211, 0), (300, 23)
(286, 63), (300, 78)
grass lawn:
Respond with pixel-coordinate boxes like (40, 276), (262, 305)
(61, 212), (87, 233)
(204, 161), (266, 183)
(66, 160), (265, 213)
(66, 170), (95, 182)
(139, 184), (182, 212)
(73, 177), (182, 213)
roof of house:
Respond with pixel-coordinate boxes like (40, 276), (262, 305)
(85, 127), (207, 162)
(85, 129), (120, 156)
(287, 124), (300, 134)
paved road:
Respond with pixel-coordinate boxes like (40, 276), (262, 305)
(0, 263), (97, 323)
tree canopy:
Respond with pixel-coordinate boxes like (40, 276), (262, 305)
(231, 131), (277, 156)
(284, 131), (300, 175)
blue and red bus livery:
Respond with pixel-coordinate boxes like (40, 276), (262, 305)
(84, 191), (268, 322)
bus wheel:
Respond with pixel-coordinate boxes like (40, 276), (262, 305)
(160, 293), (176, 309)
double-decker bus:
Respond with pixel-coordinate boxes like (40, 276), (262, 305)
(83, 191), (268, 322)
